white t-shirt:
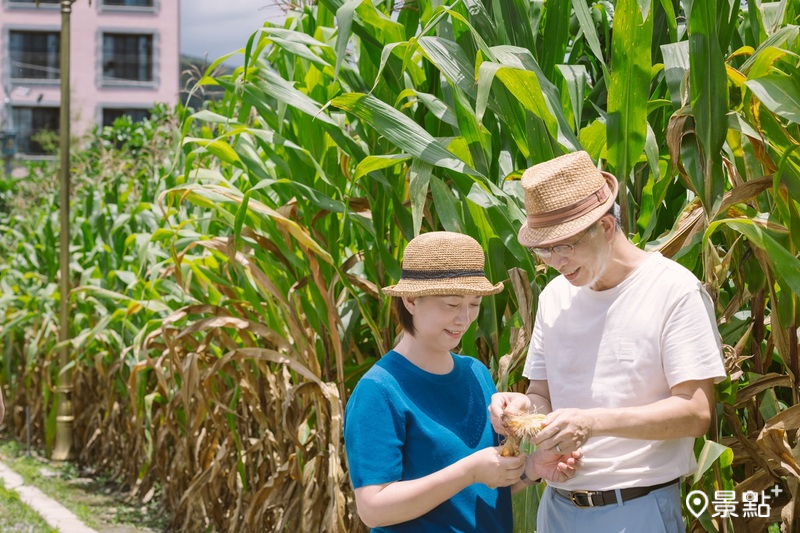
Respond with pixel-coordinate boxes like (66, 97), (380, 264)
(523, 252), (727, 490)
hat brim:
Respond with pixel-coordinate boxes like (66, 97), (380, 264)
(517, 171), (618, 247)
(382, 276), (504, 297)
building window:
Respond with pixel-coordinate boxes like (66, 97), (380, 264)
(101, 0), (154, 5)
(12, 106), (59, 155)
(102, 108), (151, 127)
(9, 31), (60, 81)
(102, 33), (153, 83)
(97, 0), (157, 13)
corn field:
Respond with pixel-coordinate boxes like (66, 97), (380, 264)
(1, 0), (800, 531)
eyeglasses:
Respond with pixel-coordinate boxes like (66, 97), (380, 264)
(529, 227), (593, 259)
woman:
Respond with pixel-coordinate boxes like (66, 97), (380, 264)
(344, 231), (580, 532)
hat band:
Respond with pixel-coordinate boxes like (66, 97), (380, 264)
(526, 182), (611, 228)
(401, 269), (486, 280)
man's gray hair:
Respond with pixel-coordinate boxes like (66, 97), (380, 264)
(607, 203), (621, 229)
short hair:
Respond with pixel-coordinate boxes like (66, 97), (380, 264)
(606, 203), (621, 230)
(392, 296), (416, 336)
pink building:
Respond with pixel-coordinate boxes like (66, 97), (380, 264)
(1, 0), (179, 154)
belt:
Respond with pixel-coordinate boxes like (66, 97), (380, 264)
(553, 478), (680, 508)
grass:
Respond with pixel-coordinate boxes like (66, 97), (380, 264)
(0, 479), (57, 533)
(0, 437), (168, 532)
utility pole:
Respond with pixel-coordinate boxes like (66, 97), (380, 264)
(52, 0), (77, 461)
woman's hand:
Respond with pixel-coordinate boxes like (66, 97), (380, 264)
(488, 392), (532, 436)
(465, 446), (526, 488)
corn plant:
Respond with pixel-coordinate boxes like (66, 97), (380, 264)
(167, 0), (800, 530)
(2, 0), (800, 532)
(0, 107), (193, 510)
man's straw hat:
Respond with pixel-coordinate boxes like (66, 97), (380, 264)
(382, 232), (504, 297)
(517, 151), (618, 247)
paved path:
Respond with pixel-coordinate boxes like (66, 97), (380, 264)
(0, 460), (98, 533)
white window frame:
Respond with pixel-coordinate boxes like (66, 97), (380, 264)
(97, 28), (159, 89)
(3, 0), (61, 10)
(96, 0), (159, 14)
(4, 25), (61, 86)
(11, 103), (60, 156)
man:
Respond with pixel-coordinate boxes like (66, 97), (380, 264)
(489, 151), (726, 532)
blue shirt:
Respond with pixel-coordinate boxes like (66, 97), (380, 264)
(344, 350), (512, 532)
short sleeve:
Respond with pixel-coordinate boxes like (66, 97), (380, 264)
(662, 287), (727, 387)
(523, 305), (547, 380)
(344, 376), (406, 488)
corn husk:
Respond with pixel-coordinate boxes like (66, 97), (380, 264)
(500, 412), (546, 457)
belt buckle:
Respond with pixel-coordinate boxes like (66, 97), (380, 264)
(569, 490), (595, 508)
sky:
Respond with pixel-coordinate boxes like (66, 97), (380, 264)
(180, 0), (285, 66)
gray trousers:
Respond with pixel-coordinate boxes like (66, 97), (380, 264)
(536, 483), (684, 533)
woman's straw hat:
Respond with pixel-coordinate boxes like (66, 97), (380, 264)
(382, 232), (504, 297)
(517, 151), (618, 247)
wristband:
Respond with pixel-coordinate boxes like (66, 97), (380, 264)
(520, 472), (541, 484)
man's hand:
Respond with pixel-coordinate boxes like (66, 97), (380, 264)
(488, 392), (532, 436)
(534, 408), (593, 455)
(527, 448), (582, 483)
